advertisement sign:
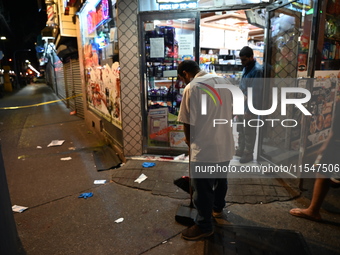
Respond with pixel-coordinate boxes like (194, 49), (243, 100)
(87, 0), (110, 34)
(84, 42), (122, 128)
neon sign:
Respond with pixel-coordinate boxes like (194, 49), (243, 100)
(87, 0), (110, 34)
(159, 2), (197, 10)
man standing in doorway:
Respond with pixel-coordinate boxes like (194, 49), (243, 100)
(177, 60), (235, 241)
(236, 46), (263, 163)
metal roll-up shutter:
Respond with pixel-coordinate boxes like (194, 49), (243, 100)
(63, 59), (84, 118)
(63, 61), (72, 108)
(71, 59), (84, 118)
(54, 55), (67, 100)
(52, 53), (66, 99)
(45, 61), (55, 90)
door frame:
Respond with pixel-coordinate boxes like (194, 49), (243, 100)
(138, 11), (200, 154)
(258, 0), (321, 177)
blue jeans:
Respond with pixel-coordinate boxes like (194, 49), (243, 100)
(191, 161), (229, 232)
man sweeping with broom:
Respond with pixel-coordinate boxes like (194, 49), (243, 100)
(177, 60), (235, 241)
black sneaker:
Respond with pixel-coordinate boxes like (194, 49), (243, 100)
(181, 224), (213, 241)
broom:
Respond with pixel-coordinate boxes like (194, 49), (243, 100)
(173, 176), (190, 194)
(174, 162), (196, 226)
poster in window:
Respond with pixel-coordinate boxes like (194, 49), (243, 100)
(150, 37), (165, 58)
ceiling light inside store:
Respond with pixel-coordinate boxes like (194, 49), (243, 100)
(215, 18), (242, 26)
(178, 18), (190, 22)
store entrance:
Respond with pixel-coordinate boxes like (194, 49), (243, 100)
(199, 9), (265, 160)
(258, 1), (315, 175)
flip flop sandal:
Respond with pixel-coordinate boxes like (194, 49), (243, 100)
(289, 208), (322, 222)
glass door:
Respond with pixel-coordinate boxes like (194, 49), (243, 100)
(258, 0), (316, 175)
(139, 11), (199, 154)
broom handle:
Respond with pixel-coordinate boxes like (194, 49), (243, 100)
(189, 148), (194, 208)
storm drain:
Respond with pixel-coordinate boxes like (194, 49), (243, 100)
(204, 225), (311, 255)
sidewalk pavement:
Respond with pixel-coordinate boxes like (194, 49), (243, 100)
(1, 84), (340, 255)
(112, 159), (301, 204)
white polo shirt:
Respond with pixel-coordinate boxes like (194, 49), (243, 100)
(178, 71), (235, 163)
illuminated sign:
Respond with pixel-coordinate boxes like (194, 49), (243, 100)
(159, 2), (197, 10)
(87, 0), (110, 33)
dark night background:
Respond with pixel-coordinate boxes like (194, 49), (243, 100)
(0, 0), (47, 69)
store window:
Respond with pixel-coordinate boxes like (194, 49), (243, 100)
(79, 0), (122, 128)
(142, 15), (196, 150)
(199, 10), (264, 85)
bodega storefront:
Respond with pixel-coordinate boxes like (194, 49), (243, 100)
(138, 0), (270, 156)
(137, 0), (339, 174)
(77, 0), (340, 171)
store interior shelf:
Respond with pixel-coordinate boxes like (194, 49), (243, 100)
(324, 37), (340, 41)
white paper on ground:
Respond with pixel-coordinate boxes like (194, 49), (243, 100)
(60, 157), (72, 161)
(37, 146), (42, 149)
(134, 173), (148, 184)
(47, 140), (65, 147)
(174, 153), (185, 160)
(12, 205), (28, 213)
(115, 218), (124, 223)
(94, 180), (106, 184)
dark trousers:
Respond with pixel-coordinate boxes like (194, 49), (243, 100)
(191, 161), (229, 232)
(236, 115), (257, 154)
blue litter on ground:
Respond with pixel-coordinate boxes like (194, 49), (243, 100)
(78, 192), (93, 199)
(142, 162), (155, 168)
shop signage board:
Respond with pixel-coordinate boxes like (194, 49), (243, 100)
(159, 2), (197, 10)
(157, 0), (197, 10)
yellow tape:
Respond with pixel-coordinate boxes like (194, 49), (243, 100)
(0, 94), (83, 110)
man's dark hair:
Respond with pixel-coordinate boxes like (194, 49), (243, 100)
(239, 46), (254, 58)
(177, 60), (200, 77)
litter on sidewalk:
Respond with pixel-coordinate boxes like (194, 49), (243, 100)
(94, 180), (106, 184)
(12, 205), (28, 213)
(174, 154), (186, 160)
(78, 192), (93, 199)
(47, 140), (65, 147)
(114, 218), (124, 223)
(60, 157), (72, 161)
(134, 173), (148, 184)
(142, 162), (155, 168)
(127, 154), (189, 163)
